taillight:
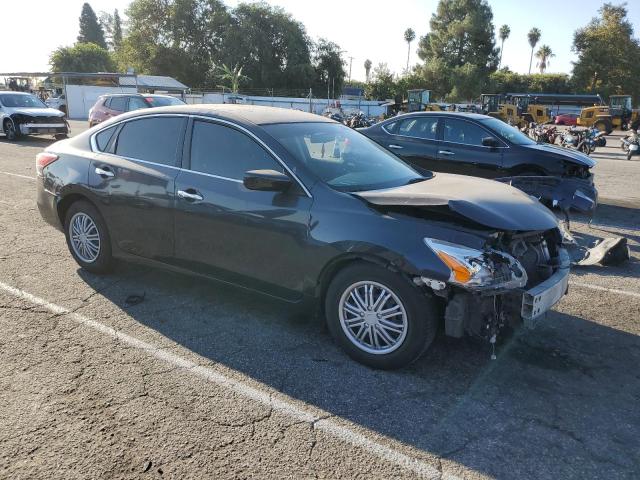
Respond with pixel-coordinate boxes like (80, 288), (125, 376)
(36, 152), (59, 176)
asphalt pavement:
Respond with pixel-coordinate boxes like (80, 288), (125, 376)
(0, 123), (638, 479)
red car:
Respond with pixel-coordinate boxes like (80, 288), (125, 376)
(554, 113), (579, 126)
(88, 93), (185, 127)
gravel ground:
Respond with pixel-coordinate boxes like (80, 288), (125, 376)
(0, 125), (639, 479)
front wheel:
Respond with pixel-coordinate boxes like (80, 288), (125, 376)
(64, 200), (113, 274)
(325, 263), (439, 369)
(629, 150), (634, 161)
(3, 119), (18, 140)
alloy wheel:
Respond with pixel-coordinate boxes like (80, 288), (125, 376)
(338, 281), (408, 355)
(69, 212), (101, 263)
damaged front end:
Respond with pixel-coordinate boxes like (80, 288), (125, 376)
(9, 113), (69, 138)
(417, 229), (570, 348)
(495, 174), (598, 215)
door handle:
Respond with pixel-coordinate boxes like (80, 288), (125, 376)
(95, 167), (115, 178)
(438, 150), (455, 156)
(177, 189), (204, 202)
(388, 144), (403, 149)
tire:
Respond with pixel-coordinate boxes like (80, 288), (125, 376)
(325, 263), (439, 369)
(629, 151), (633, 161)
(64, 200), (113, 274)
(3, 119), (18, 141)
(594, 119), (613, 135)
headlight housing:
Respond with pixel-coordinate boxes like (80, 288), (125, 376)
(425, 238), (527, 291)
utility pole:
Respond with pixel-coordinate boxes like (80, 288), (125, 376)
(348, 56), (354, 84)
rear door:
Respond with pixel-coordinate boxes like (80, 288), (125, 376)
(89, 115), (187, 260)
(437, 117), (505, 178)
(172, 118), (312, 300)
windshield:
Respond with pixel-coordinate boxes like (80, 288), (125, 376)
(146, 96), (185, 107)
(481, 117), (536, 145)
(0, 93), (47, 108)
(264, 122), (424, 192)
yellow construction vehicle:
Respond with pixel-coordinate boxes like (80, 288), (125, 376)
(406, 89), (445, 112)
(480, 94), (551, 127)
(576, 95), (639, 133)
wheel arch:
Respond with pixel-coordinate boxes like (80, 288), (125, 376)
(315, 253), (417, 311)
(56, 192), (100, 226)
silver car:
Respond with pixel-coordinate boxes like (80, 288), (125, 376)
(1, 91), (68, 140)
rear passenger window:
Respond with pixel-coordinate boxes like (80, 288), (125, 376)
(398, 117), (439, 140)
(115, 117), (185, 166)
(190, 121), (282, 180)
(109, 96), (127, 111)
(95, 126), (116, 152)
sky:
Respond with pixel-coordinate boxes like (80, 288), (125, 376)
(2, 0), (640, 82)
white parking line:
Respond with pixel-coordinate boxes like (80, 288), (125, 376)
(0, 280), (446, 480)
(0, 170), (35, 180)
(571, 281), (640, 299)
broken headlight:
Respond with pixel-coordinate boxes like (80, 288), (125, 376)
(424, 238), (528, 290)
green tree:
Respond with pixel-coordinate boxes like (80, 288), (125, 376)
(365, 63), (396, 100)
(50, 43), (115, 73)
(364, 59), (372, 83)
(572, 3), (640, 103)
(98, 9), (123, 50)
(78, 3), (107, 49)
(225, 3), (315, 90)
(417, 0), (499, 98)
(313, 38), (345, 97)
(120, 0), (231, 86)
(535, 45), (554, 73)
(498, 24), (510, 68)
(112, 9), (123, 49)
(214, 63), (249, 93)
(404, 28), (416, 73)
(527, 27), (541, 74)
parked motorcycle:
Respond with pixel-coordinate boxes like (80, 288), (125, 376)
(621, 129), (639, 160)
(559, 127), (588, 153)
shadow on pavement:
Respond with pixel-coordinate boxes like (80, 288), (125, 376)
(78, 264), (640, 480)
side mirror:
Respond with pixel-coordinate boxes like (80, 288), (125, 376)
(243, 169), (292, 192)
(482, 136), (499, 147)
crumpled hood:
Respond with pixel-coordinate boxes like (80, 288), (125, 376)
(6, 107), (66, 118)
(522, 142), (597, 168)
(354, 173), (559, 231)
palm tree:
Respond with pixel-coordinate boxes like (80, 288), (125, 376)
(364, 59), (372, 83)
(527, 28), (541, 74)
(404, 28), (416, 73)
(498, 25), (510, 69)
(215, 63), (249, 93)
(535, 45), (554, 73)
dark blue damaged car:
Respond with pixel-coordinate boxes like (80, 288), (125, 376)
(360, 111), (598, 214)
(36, 105), (569, 369)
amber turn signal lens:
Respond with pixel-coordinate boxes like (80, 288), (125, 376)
(435, 251), (473, 283)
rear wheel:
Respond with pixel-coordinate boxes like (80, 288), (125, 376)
(629, 150), (634, 161)
(64, 201), (113, 274)
(325, 263), (439, 369)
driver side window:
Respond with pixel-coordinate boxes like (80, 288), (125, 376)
(189, 121), (283, 180)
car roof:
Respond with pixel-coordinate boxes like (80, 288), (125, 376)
(114, 104), (334, 126)
(392, 111), (490, 121)
(0, 91), (34, 96)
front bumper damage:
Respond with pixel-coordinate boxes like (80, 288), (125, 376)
(495, 175), (598, 215)
(19, 123), (68, 135)
(434, 247), (570, 340)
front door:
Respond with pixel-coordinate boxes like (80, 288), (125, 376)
(173, 119), (312, 301)
(437, 118), (504, 178)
